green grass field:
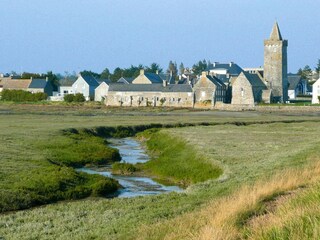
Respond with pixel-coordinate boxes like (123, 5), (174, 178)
(0, 103), (320, 239)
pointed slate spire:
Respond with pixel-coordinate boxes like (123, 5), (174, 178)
(269, 22), (283, 40)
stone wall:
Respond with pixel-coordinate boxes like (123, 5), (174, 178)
(105, 91), (194, 108)
(231, 74), (254, 105)
(213, 102), (320, 112)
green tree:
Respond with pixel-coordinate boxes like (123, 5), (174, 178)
(145, 63), (163, 74)
(80, 70), (100, 79)
(297, 65), (312, 80)
(100, 68), (111, 79)
(110, 67), (124, 82)
(167, 61), (178, 77)
(44, 71), (59, 91)
(21, 72), (42, 79)
(192, 60), (208, 75)
(179, 62), (185, 75)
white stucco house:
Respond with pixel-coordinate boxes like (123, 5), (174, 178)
(312, 78), (320, 104)
(94, 80), (111, 101)
(72, 74), (99, 101)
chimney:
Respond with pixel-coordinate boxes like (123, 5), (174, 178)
(201, 71), (207, 77)
(163, 80), (168, 87)
(213, 62), (218, 67)
(229, 62), (234, 67)
(140, 69), (144, 75)
(31, 77), (33, 81)
(46, 77), (49, 82)
(156, 70), (159, 75)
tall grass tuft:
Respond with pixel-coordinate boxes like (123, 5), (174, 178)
(138, 130), (222, 186)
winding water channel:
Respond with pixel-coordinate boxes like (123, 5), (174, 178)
(78, 138), (181, 198)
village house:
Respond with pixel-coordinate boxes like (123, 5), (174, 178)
(132, 69), (175, 85)
(0, 78), (31, 92)
(28, 78), (53, 96)
(231, 72), (268, 106)
(105, 81), (193, 107)
(193, 71), (226, 106)
(0, 76), (53, 96)
(207, 62), (243, 85)
(287, 74), (308, 99)
(312, 78), (320, 104)
(94, 79), (111, 101)
(58, 79), (75, 96)
(72, 73), (99, 100)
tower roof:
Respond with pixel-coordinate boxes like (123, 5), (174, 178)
(269, 22), (283, 40)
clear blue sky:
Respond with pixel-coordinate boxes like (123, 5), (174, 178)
(0, 0), (319, 74)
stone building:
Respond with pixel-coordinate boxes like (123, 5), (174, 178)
(264, 22), (288, 102)
(231, 72), (267, 106)
(193, 71), (226, 105)
(105, 82), (193, 108)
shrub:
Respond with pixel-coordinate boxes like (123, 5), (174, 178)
(64, 94), (74, 102)
(64, 93), (86, 102)
(0, 89), (47, 102)
(74, 93), (86, 102)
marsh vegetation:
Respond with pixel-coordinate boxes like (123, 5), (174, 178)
(0, 103), (320, 239)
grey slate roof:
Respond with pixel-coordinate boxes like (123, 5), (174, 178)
(29, 79), (48, 89)
(288, 74), (302, 90)
(159, 73), (175, 84)
(59, 79), (75, 87)
(243, 72), (266, 87)
(117, 77), (134, 84)
(109, 84), (192, 93)
(80, 74), (99, 86)
(144, 73), (163, 83)
(207, 75), (226, 87)
(207, 63), (243, 76)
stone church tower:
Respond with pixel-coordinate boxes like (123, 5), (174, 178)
(264, 22), (288, 102)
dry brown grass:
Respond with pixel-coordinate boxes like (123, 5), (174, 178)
(136, 160), (320, 240)
(196, 162), (320, 240)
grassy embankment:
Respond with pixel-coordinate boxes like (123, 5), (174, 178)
(1, 109), (320, 240)
(112, 129), (222, 186)
(0, 127), (122, 213)
(136, 129), (222, 186)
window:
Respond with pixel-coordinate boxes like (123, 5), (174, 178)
(241, 88), (244, 97)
